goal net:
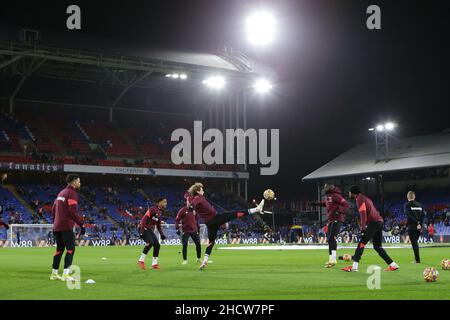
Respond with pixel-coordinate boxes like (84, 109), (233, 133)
(8, 224), (54, 247)
(155, 223), (209, 245)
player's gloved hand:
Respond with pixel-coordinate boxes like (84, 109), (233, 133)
(176, 230), (181, 236)
(5, 223), (10, 230)
(161, 234), (166, 240)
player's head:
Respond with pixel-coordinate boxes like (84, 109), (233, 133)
(324, 184), (335, 193)
(157, 197), (167, 209)
(188, 182), (204, 196)
(66, 174), (81, 189)
(348, 185), (361, 199)
(407, 190), (416, 201)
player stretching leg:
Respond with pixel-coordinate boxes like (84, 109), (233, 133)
(50, 174), (85, 281)
(186, 183), (264, 271)
(313, 184), (349, 268)
(176, 197), (201, 264)
(342, 185), (399, 272)
(137, 197), (167, 270)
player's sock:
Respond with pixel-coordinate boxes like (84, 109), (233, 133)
(331, 250), (337, 261)
(352, 262), (359, 270)
(139, 253), (147, 262)
(63, 268), (70, 275)
(52, 269), (59, 275)
(390, 262), (399, 268)
(203, 254), (209, 264)
(152, 257), (158, 266)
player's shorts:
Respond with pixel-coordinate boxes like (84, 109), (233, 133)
(53, 230), (75, 250)
(140, 229), (159, 245)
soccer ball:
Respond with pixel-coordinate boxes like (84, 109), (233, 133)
(342, 254), (352, 262)
(423, 267), (439, 282)
(441, 259), (450, 270)
(263, 189), (275, 200)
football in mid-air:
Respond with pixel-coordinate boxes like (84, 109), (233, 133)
(342, 254), (352, 262)
(423, 267), (439, 282)
(441, 259), (450, 270)
(263, 189), (275, 200)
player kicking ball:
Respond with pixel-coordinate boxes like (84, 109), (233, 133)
(312, 184), (349, 268)
(137, 197), (167, 270)
(186, 182), (265, 271)
(342, 185), (399, 272)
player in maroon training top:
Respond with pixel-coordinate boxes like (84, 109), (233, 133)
(187, 182), (265, 270)
(176, 194), (201, 264)
(0, 173), (9, 230)
(50, 174), (84, 281)
(321, 184), (349, 268)
(0, 220), (9, 230)
(137, 197), (167, 270)
(342, 185), (399, 272)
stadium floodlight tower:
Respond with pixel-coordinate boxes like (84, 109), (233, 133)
(368, 122), (397, 162)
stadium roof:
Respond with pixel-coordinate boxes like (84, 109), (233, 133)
(0, 27), (275, 78)
(303, 131), (450, 181)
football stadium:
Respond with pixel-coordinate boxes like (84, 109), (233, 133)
(0, 0), (450, 312)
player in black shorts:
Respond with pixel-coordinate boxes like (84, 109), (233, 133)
(137, 198), (167, 270)
(404, 191), (424, 263)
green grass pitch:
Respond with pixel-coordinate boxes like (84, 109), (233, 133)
(0, 245), (449, 300)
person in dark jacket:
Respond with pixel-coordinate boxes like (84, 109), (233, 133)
(404, 191), (424, 263)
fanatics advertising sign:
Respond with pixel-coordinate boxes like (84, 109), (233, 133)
(0, 162), (63, 173)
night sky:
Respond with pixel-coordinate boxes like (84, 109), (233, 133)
(1, 0), (449, 199)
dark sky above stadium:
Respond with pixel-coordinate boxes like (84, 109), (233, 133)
(1, 0), (449, 199)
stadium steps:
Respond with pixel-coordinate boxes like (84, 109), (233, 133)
(78, 192), (122, 228)
(113, 123), (139, 156)
(2, 184), (40, 220)
(136, 188), (150, 201)
(35, 113), (68, 156)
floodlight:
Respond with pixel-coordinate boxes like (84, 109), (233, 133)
(245, 11), (276, 46)
(385, 122), (396, 131)
(254, 79), (273, 93)
(202, 76), (226, 89)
